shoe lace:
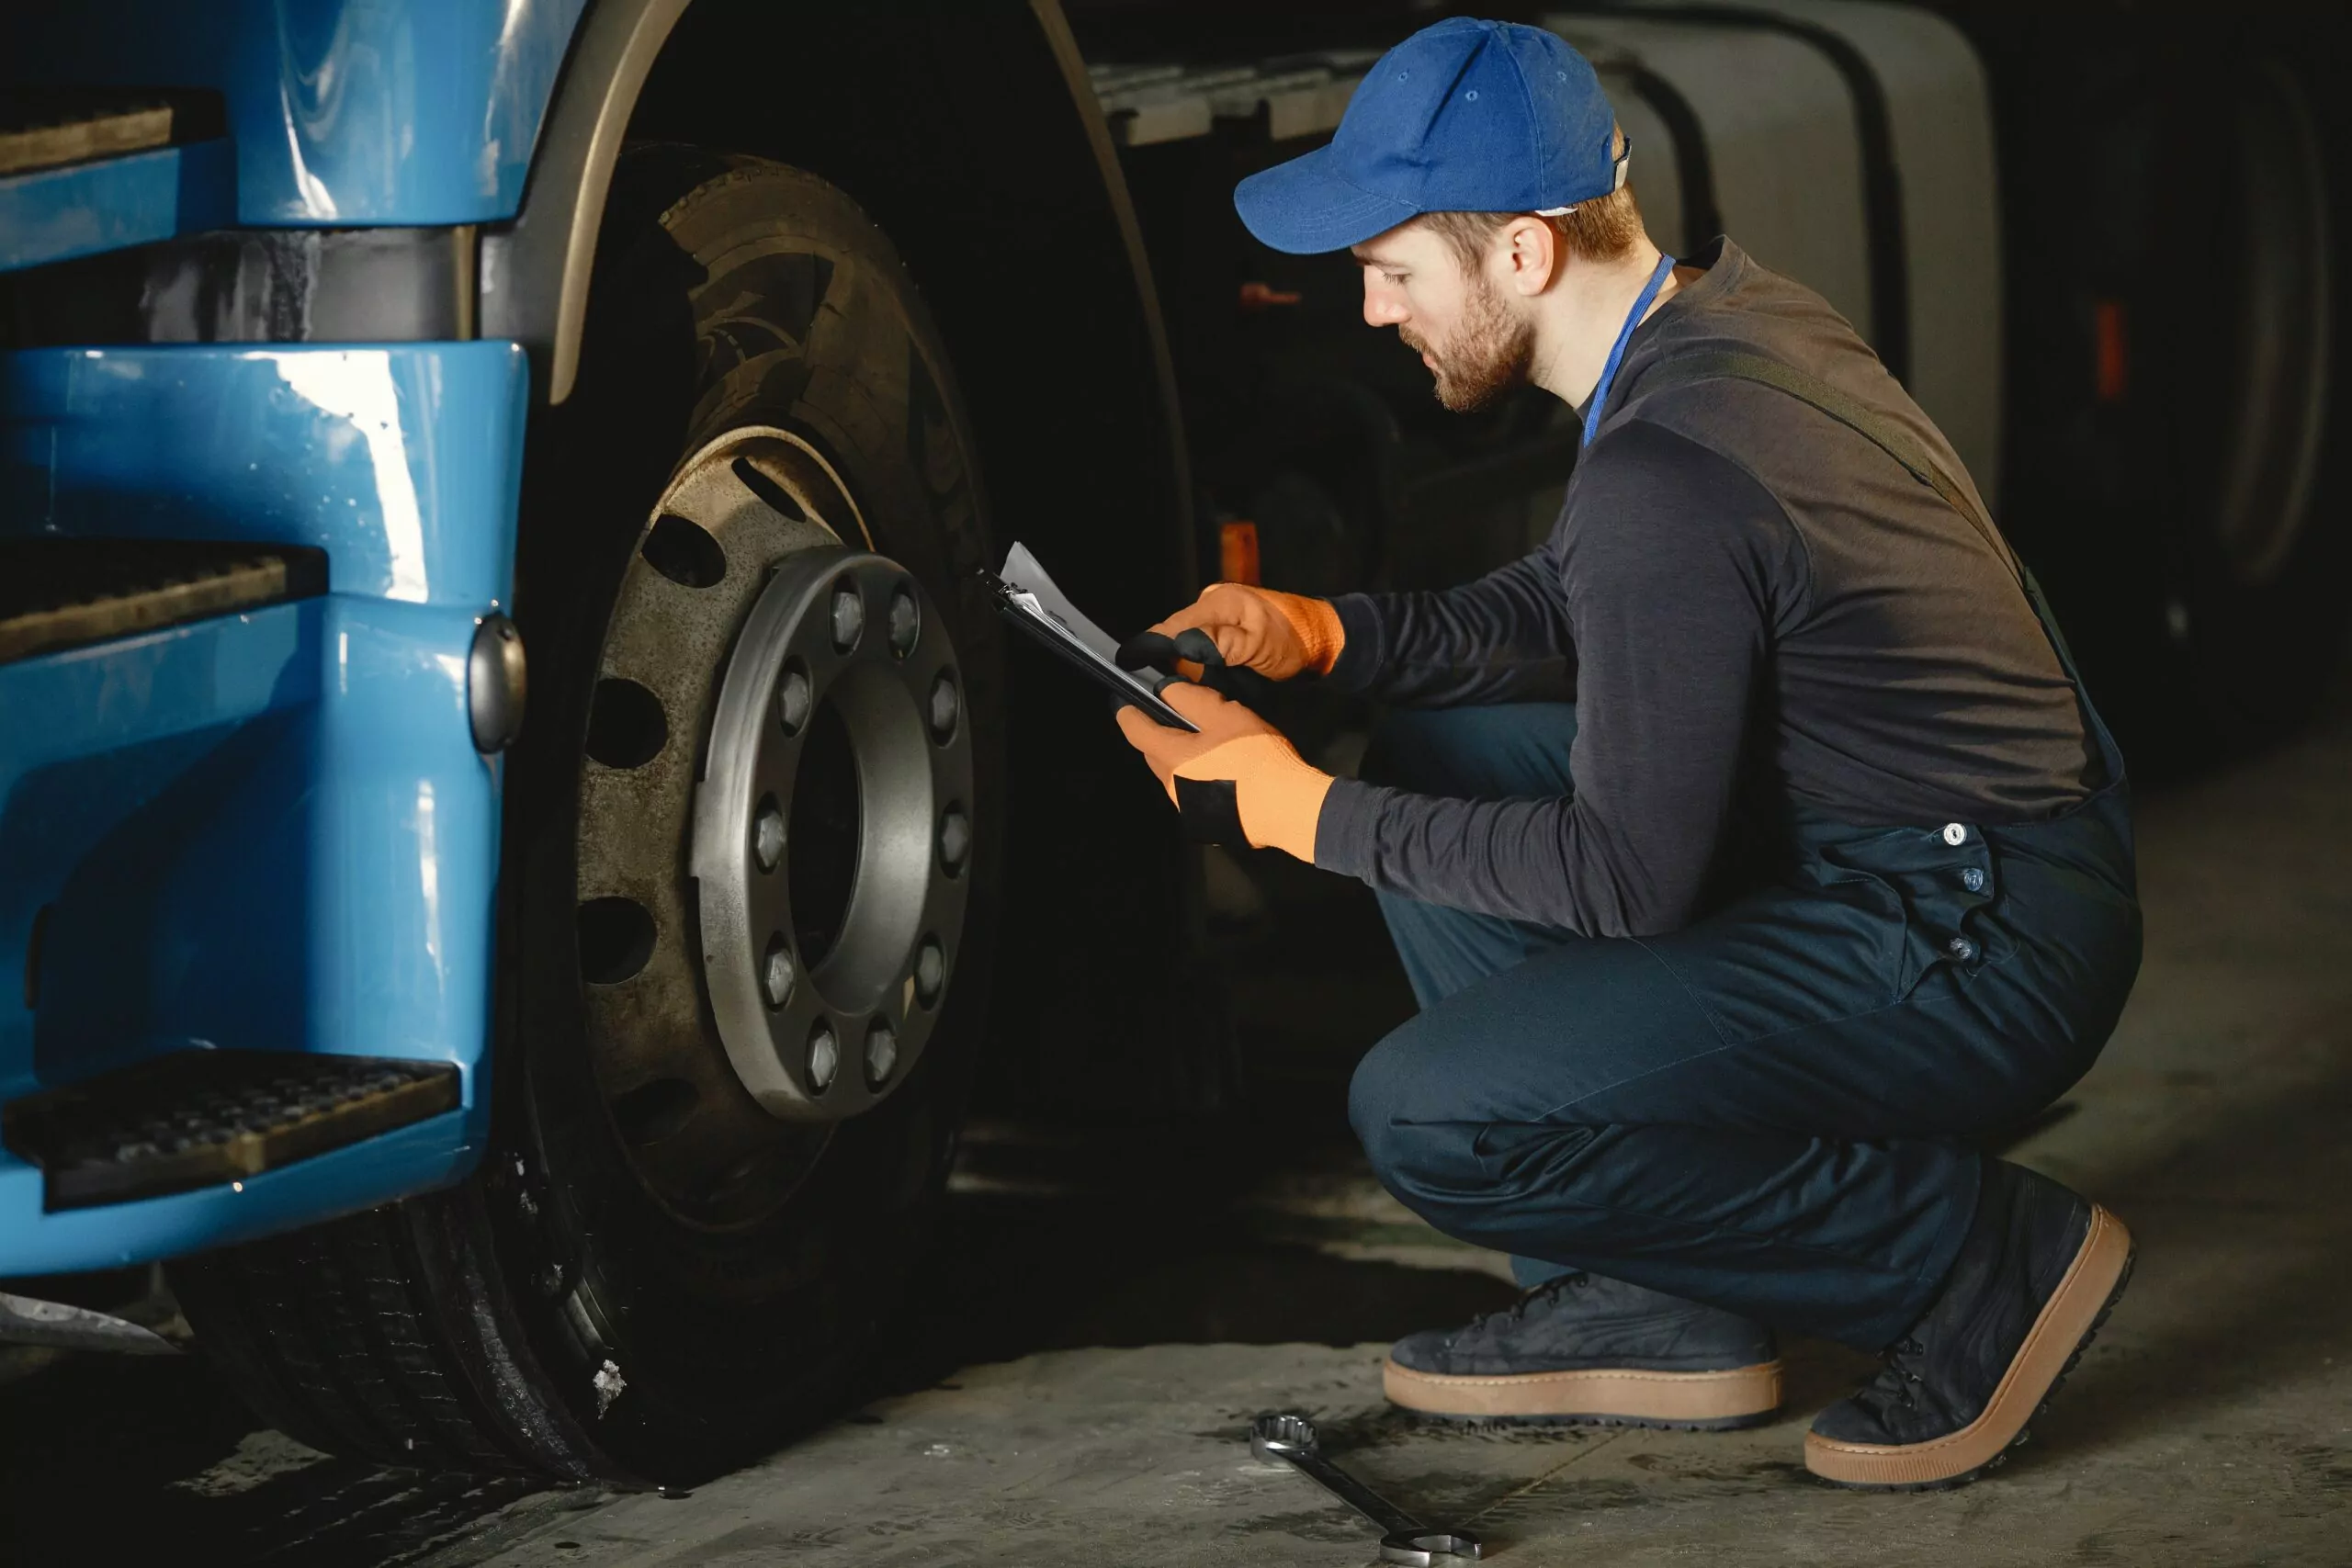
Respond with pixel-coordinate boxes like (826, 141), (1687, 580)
(1864, 1334), (1929, 1411)
(1460, 1271), (1590, 1338)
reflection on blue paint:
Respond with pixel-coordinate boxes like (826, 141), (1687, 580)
(2, 344), (526, 605)
(0, 0), (591, 225)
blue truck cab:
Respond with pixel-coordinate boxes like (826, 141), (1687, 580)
(0, 5), (578, 1269)
(0, 0), (1200, 1483)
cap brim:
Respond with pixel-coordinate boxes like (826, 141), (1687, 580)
(1234, 146), (1421, 255)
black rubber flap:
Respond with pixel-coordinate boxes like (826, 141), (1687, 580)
(2, 1051), (459, 1211)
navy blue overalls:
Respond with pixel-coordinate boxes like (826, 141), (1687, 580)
(1346, 354), (2142, 1349)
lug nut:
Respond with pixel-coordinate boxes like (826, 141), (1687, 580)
(831, 586), (865, 651)
(928, 673), (959, 741)
(763, 936), (796, 1010)
(777, 665), (812, 733)
(753, 797), (785, 872)
(939, 807), (970, 873)
(808, 1020), (840, 1090)
(888, 588), (921, 658)
(915, 936), (945, 1006)
(865, 1020), (899, 1086)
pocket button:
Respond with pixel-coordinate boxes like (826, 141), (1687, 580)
(1962, 867), (1986, 893)
(1942, 822), (1968, 846)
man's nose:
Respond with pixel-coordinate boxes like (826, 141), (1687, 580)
(1363, 284), (1408, 329)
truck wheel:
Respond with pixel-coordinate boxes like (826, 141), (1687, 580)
(2150, 53), (2350, 754)
(169, 151), (1004, 1483)
(2006, 37), (2350, 770)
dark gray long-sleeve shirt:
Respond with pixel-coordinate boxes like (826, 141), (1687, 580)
(1311, 239), (2098, 938)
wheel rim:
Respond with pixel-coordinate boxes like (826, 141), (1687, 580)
(574, 426), (974, 1225)
(692, 547), (971, 1120)
(2212, 60), (2332, 588)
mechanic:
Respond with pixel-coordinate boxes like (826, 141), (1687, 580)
(1113, 17), (2141, 1490)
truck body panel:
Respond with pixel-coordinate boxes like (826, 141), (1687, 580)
(0, 1), (586, 226)
(0, 342), (524, 1270)
(0, 139), (235, 273)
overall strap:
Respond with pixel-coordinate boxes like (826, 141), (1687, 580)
(1632, 352), (2023, 588)
(1631, 351), (2125, 792)
(1627, 351), (2098, 682)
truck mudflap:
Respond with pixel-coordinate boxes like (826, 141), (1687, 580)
(0, 341), (525, 1274)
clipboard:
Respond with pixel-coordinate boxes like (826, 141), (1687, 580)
(983, 542), (1201, 732)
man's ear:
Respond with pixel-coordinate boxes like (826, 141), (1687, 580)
(1498, 215), (1562, 297)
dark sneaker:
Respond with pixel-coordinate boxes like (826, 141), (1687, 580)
(1805, 1162), (2134, 1489)
(1384, 1271), (1782, 1428)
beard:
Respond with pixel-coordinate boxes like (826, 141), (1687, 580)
(1399, 275), (1534, 412)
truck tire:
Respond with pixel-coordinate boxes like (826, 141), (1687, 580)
(170, 150), (1005, 1484)
(2139, 51), (2350, 758)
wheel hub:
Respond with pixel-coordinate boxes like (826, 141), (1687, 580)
(572, 426), (974, 1225)
(692, 547), (972, 1121)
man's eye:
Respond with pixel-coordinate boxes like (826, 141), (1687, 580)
(1382, 271), (1408, 286)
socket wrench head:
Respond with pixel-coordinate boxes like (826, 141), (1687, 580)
(1250, 1411), (1318, 1461)
(1380, 1529), (1483, 1564)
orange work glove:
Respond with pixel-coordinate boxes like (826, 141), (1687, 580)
(1114, 682), (1333, 862)
(1146, 582), (1345, 681)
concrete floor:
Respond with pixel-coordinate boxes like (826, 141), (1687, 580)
(5, 695), (2349, 1565)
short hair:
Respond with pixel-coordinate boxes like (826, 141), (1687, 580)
(1417, 125), (1643, 272)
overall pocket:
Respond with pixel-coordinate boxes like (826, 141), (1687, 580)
(1805, 820), (2003, 999)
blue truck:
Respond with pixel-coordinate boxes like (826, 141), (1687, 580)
(1, 0), (2343, 1486)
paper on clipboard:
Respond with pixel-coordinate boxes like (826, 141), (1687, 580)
(993, 542), (1200, 731)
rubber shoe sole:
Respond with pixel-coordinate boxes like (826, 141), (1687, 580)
(1384, 1357), (1783, 1430)
(1804, 1204), (2135, 1490)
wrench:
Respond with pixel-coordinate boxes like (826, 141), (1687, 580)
(1250, 1413), (1482, 1565)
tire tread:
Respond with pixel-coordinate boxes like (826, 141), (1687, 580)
(171, 1206), (537, 1474)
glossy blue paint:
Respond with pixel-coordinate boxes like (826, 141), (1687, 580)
(0, 0), (590, 226)
(0, 602), (322, 1101)
(4, 344), (527, 607)
(0, 140), (234, 274)
(0, 1104), (478, 1274)
(0, 342), (526, 1274)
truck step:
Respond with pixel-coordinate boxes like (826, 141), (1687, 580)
(0, 539), (327, 666)
(0, 91), (178, 178)
(0, 91), (232, 272)
(2, 1052), (461, 1211)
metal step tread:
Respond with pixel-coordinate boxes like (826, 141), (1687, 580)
(3, 1052), (461, 1211)
(0, 91), (184, 178)
(0, 539), (328, 666)
(0, 95), (173, 177)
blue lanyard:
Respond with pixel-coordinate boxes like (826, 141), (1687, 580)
(1581, 252), (1678, 448)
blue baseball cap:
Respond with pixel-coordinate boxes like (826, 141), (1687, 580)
(1235, 18), (1625, 255)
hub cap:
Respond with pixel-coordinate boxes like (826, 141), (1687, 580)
(574, 427), (973, 1224)
(692, 549), (972, 1121)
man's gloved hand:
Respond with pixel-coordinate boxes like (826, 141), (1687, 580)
(1134, 582), (1345, 682)
(1114, 682), (1332, 862)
